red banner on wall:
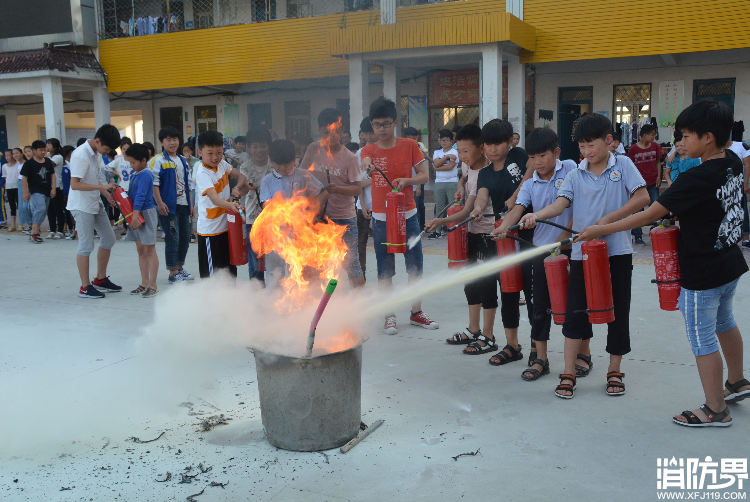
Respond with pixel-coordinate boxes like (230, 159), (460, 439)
(431, 70), (480, 106)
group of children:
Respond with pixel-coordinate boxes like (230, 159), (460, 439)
(422, 100), (747, 427)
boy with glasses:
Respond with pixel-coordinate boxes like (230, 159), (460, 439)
(360, 97), (437, 335)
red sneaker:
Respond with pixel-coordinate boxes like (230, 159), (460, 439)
(410, 311), (439, 330)
(383, 315), (398, 335)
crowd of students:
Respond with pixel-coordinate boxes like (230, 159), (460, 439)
(0, 97), (748, 427)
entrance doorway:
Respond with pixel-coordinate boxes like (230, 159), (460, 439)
(558, 87), (593, 162)
(248, 103), (272, 131)
(194, 105), (217, 135)
(285, 101), (311, 141)
(160, 107), (183, 145)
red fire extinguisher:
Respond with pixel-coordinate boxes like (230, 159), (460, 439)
(544, 252), (570, 325)
(385, 189), (406, 254)
(447, 198), (468, 269)
(650, 224), (681, 311)
(227, 206), (248, 266)
(112, 187), (145, 226)
(581, 240), (615, 324)
(494, 219), (524, 293)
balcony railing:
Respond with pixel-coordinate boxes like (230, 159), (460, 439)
(97, 0), (463, 39)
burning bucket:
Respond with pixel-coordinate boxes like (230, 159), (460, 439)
(253, 339), (363, 452)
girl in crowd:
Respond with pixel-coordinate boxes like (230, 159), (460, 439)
(46, 138), (66, 239)
(2, 149), (21, 231)
(17, 147), (33, 232)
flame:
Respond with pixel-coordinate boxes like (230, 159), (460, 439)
(316, 331), (359, 354)
(250, 193), (347, 311)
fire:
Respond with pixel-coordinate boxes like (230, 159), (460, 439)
(316, 331), (359, 354)
(250, 193), (348, 310)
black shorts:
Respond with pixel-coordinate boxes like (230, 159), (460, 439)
(464, 233), (498, 309)
(198, 231), (238, 279)
(562, 254), (632, 356)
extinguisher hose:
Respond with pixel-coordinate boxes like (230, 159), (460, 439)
(447, 214), (495, 233)
(370, 165), (398, 190)
(507, 219), (579, 234)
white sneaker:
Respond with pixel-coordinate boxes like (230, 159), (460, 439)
(53, 232), (63, 239)
(46, 233), (55, 238)
(384, 315), (398, 335)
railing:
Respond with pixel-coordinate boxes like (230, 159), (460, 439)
(96, 0), (465, 39)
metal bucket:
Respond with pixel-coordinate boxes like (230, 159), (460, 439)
(253, 340), (363, 451)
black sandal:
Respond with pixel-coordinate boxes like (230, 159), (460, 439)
(673, 404), (732, 428)
(447, 328), (480, 345)
(489, 344), (523, 366)
(528, 340), (537, 367)
(555, 374), (576, 399)
(725, 378), (750, 404)
(463, 334), (498, 355)
(575, 353), (593, 377)
(606, 372), (625, 396)
(522, 359), (550, 381)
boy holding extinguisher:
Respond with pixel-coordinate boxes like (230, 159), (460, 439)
(123, 143), (159, 298)
(520, 113), (649, 399)
(359, 97), (435, 335)
(492, 127), (576, 382)
(577, 101), (748, 427)
(194, 131), (248, 279)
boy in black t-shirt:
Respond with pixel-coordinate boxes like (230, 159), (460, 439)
(578, 100), (749, 428)
(469, 119), (535, 366)
(20, 140), (56, 243)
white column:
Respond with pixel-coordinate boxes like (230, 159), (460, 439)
(381, 0), (396, 25)
(3, 109), (19, 148)
(383, 64), (400, 136)
(349, 54), (369, 140)
(93, 85), (111, 130)
(506, 53), (526, 147)
(480, 43), (503, 125)
(41, 76), (66, 144)
(140, 100), (155, 145)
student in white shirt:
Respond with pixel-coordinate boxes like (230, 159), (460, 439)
(431, 128), (459, 237)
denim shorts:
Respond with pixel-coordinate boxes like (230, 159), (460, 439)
(330, 217), (364, 279)
(30, 192), (50, 224)
(372, 213), (423, 280)
(678, 278), (740, 356)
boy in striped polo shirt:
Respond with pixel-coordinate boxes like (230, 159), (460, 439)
(195, 131), (249, 279)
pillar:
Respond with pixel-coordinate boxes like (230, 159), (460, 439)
(41, 76), (66, 144)
(506, 53), (526, 147)
(3, 109), (19, 148)
(140, 100), (155, 145)
(349, 54), (369, 140)
(383, 64), (400, 136)
(93, 85), (111, 130)
(480, 43), (503, 126)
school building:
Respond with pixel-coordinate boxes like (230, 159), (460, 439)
(1, 0), (748, 163)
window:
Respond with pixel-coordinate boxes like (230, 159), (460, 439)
(613, 84), (651, 125)
(693, 78), (735, 113)
(287, 0), (310, 18)
(285, 101), (311, 141)
(194, 106), (217, 134)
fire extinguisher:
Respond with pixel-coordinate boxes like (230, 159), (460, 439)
(385, 189), (406, 254)
(112, 187), (145, 226)
(227, 203), (248, 266)
(581, 240), (615, 324)
(544, 252), (570, 325)
(494, 218), (524, 293)
(447, 197), (468, 269)
(650, 224), (681, 311)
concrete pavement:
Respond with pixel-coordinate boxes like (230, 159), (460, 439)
(0, 230), (749, 501)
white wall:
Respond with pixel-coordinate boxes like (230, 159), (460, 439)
(534, 49), (750, 142)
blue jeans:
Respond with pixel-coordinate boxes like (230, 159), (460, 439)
(30, 193), (50, 224)
(632, 184), (660, 240)
(331, 217), (364, 279)
(158, 204), (191, 271)
(372, 213), (423, 280)
(679, 278), (740, 356)
(245, 223), (265, 282)
(18, 194), (32, 226)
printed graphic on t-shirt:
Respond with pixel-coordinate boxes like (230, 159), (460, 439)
(631, 150), (657, 165)
(506, 163), (523, 183)
(37, 165), (50, 182)
(715, 167), (744, 250)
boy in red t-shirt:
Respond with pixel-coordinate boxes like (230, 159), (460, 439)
(627, 123), (662, 244)
(360, 97), (438, 335)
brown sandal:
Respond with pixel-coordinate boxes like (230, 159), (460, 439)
(606, 372), (625, 396)
(555, 374), (576, 399)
